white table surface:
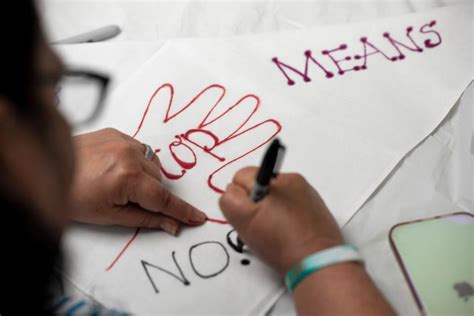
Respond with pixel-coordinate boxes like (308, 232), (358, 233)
(41, 1), (473, 315)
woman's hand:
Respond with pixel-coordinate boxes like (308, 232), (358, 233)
(219, 167), (343, 274)
(220, 167), (396, 316)
(69, 128), (207, 236)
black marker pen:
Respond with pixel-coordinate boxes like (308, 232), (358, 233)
(235, 138), (285, 252)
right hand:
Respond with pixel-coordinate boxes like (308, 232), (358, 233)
(219, 167), (344, 274)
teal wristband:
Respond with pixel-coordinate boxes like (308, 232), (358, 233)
(285, 244), (363, 292)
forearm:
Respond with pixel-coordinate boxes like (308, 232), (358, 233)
(293, 262), (395, 316)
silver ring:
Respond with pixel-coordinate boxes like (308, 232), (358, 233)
(143, 144), (155, 160)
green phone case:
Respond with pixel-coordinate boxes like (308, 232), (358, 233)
(390, 212), (473, 316)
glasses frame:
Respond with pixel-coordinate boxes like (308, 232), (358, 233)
(59, 69), (110, 126)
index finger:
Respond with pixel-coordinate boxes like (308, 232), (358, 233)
(232, 166), (258, 193)
(128, 174), (207, 225)
(219, 183), (257, 228)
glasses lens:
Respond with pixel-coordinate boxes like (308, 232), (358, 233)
(56, 75), (102, 125)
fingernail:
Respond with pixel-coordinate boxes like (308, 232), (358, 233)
(190, 211), (207, 224)
(160, 222), (178, 236)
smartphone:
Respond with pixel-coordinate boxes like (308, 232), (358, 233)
(389, 212), (473, 316)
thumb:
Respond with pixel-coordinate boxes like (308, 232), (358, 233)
(219, 183), (257, 229)
(113, 204), (181, 236)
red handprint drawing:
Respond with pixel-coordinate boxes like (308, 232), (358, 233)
(105, 83), (281, 271)
(132, 83), (282, 193)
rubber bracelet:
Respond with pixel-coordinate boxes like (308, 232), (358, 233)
(285, 244), (363, 292)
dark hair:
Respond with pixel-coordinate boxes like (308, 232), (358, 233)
(0, 1), (60, 314)
(0, 1), (39, 113)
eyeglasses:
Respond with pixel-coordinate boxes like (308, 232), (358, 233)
(54, 70), (110, 126)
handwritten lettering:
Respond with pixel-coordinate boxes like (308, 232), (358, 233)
(189, 241), (230, 278)
(383, 26), (423, 61)
(141, 241), (231, 294)
(141, 252), (190, 294)
(227, 229), (251, 265)
(272, 20), (442, 85)
(106, 218), (229, 272)
(271, 50), (334, 85)
(420, 20), (442, 48)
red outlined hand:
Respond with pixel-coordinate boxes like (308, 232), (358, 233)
(132, 83), (282, 193)
(105, 83), (281, 272)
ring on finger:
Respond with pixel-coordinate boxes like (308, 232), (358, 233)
(143, 144), (155, 160)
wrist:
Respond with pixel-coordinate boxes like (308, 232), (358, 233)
(295, 261), (365, 292)
(279, 238), (343, 274)
(285, 244), (364, 292)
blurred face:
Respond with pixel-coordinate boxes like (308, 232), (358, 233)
(0, 35), (74, 236)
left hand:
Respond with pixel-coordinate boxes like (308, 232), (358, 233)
(68, 128), (207, 236)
